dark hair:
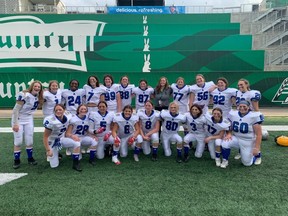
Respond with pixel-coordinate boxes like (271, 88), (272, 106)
(155, 77), (169, 94)
(217, 77), (228, 87)
(54, 104), (65, 112)
(98, 101), (108, 108)
(69, 79), (79, 87)
(123, 105), (133, 112)
(190, 104), (203, 118)
(87, 76), (100, 87)
(76, 104), (88, 115)
(120, 75), (129, 83)
(212, 107), (223, 122)
(103, 74), (114, 86)
(145, 100), (154, 107)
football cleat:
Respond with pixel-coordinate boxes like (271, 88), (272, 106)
(89, 158), (96, 166)
(72, 160), (82, 172)
(112, 156), (121, 165)
(128, 136), (135, 145)
(151, 154), (158, 161)
(220, 160), (229, 169)
(28, 157), (37, 166)
(254, 153), (262, 165)
(234, 153), (241, 160)
(215, 158), (221, 167)
(104, 132), (111, 141)
(13, 159), (21, 169)
(133, 154), (139, 162)
(176, 156), (183, 163)
(66, 148), (72, 156)
(183, 155), (189, 163)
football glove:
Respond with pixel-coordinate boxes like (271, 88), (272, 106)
(95, 127), (105, 134)
(114, 136), (121, 146)
(128, 136), (135, 145)
(103, 132), (111, 141)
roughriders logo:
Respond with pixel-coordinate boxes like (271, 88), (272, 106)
(272, 78), (288, 104)
(0, 15), (106, 71)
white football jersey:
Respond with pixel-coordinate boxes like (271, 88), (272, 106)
(61, 89), (85, 114)
(190, 81), (215, 109)
(137, 109), (160, 134)
(118, 84), (135, 108)
(15, 91), (39, 116)
(204, 113), (230, 136)
(69, 114), (90, 137)
(113, 113), (139, 137)
(228, 110), (264, 140)
(211, 87), (237, 117)
(236, 90), (261, 111)
(100, 84), (119, 112)
(42, 89), (62, 117)
(171, 83), (191, 113)
(132, 87), (154, 110)
(184, 112), (206, 134)
(160, 110), (186, 134)
(83, 84), (104, 105)
(43, 114), (70, 141)
(88, 111), (114, 137)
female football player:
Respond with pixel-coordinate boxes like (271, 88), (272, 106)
(65, 104), (98, 166)
(190, 74), (215, 114)
(160, 102), (186, 162)
(137, 100), (160, 161)
(204, 107), (230, 166)
(12, 80), (43, 169)
(118, 75), (135, 108)
(171, 77), (191, 114)
(43, 104), (82, 171)
(100, 75), (121, 113)
(211, 77), (237, 118)
(88, 101), (115, 160)
(61, 79), (85, 115)
(220, 100), (263, 168)
(42, 80), (62, 118)
(83, 75), (103, 113)
(132, 79), (154, 111)
(111, 105), (141, 165)
(183, 104), (206, 161)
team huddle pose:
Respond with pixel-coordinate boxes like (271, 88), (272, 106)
(11, 74), (263, 171)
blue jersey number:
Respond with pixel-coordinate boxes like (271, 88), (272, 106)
(232, 122), (248, 133)
(207, 125), (217, 134)
(124, 125), (130, 134)
(31, 101), (39, 110)
(87, 92), (94, 102)
(68, 96), (81, 107)
(138, 94), (149, 103)
(145, 121), (152, 130)
(173, 92), (184, 101)
(75, 125), (89, 135)
(100, 121), (107, 129)
(213, 95), (225, 105)
(105, 92), (116, 101)
(120, 91), (129, 99)
(190, 122), (197, 131)
(165, 121), (178, 131)
(197, 91), (209, 101)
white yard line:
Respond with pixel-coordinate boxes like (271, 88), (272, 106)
(0, 173), (28, 185)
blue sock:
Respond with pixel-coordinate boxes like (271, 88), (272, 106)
(152, 147), (158, 155)
(255, 152), (261, 158)
(112, 151), (118, 156)
(184, 131), (188, 136)
(26, 148), (33, 159)
(72, 154), (80, 160)
(184, 146), (189, 155)
(221, 148), (231, 160)
(215, 151), (221, 158)
(89, 150), (96, 160)
(177, 148), (182, 157)
(14, 151), (21, 160)
(134, 146), (140, 155)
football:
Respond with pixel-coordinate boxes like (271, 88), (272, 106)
(262, 129), (269, 140)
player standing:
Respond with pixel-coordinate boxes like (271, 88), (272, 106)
(42, 80), (62, 118)
(12, 80), (43, 169)
(83, 75), (103, 113)
(132, 79), (154, 111)
(171, 77), (191, 114)
(118, 75), (135, 108)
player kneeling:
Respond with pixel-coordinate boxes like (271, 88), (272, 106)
(43, 104), (82, 172)
(220, 100), (263, 168)
(111, 105), (142, 164)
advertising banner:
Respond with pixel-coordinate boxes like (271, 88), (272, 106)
(108, 6), (185, 14)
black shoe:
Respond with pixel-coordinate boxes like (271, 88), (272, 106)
(28, 157), (37, 165)
(151, 154), (158, 161)
(184, 155), (189, 163)
(72, 160), (82, 172)
(13, 159), (21, 169)
(89, 158), (96, 166)
(176, 156), (182, 163)
(58, 153), (63, 160)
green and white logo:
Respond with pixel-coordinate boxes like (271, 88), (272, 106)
(272, 78), (288, 104)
